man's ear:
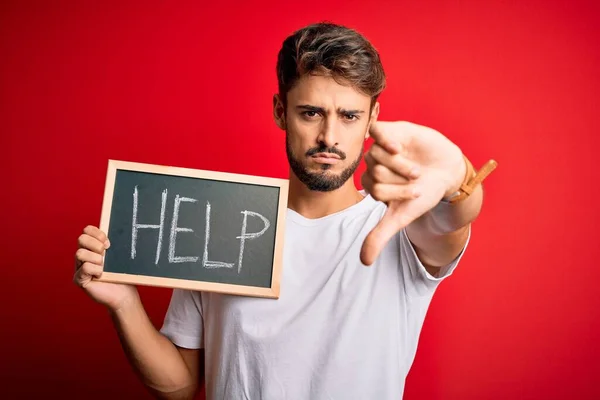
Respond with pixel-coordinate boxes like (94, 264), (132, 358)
(273, 94), (286, 130)
(365, 101), (380, 140)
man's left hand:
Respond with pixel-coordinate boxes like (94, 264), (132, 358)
(360, 121), (466, 266)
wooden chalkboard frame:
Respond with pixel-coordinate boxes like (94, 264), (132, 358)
(97, 159), (289, 299)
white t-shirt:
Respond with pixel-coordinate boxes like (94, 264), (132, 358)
(160, 193), (470, 400)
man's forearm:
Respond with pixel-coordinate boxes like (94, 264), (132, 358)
(423, 184), (484, 235)
(110, 297), (197, 399)
(405, 184), (483, 271)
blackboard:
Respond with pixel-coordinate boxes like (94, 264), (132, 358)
(97, 160), (288, 299)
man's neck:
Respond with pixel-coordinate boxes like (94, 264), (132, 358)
(287, 173), (365, 219)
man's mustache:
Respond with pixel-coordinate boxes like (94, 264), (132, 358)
(305, 145), (347, 160)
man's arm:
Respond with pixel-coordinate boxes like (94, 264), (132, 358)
(360, 121), (495, 267)
(405, 183), (484, 277)
(110, 297), (200, 400)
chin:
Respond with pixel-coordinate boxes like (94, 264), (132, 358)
(318, 164), (334, 171)
(307, 164), (335, 172)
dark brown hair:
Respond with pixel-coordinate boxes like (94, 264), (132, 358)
(276, 22), (386, 109)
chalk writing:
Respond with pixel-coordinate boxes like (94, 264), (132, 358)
(169, 195), (200, 264)
(237, 211), (270, 273)
(131, 186), (167, 265)
(203, 201), (234, 269)
(130, 188), (271, 273)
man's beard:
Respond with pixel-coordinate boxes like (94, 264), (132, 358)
(286, 133), (363, 192)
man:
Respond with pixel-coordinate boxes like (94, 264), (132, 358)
(74, 22), (494, 399)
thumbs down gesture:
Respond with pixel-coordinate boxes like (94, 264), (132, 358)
(360, 121), (466, 266)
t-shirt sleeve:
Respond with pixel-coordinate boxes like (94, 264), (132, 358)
(398, 224), (471, 297)
(159, 288), (204, 349)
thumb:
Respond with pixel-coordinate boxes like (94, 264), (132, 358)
(360, 207), (404, 266)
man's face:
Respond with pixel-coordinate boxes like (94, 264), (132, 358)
(274, 74), (379, 192)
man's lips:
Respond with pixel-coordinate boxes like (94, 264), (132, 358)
(311, 153), (341, 164)
(312, 152), (340, 159)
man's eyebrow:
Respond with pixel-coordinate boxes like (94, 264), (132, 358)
(339, 108), (365, 114)
(296, 105), (326, 113)
(296, 105), (365, 114)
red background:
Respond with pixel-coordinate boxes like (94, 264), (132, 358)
(1, 1), (598, 399)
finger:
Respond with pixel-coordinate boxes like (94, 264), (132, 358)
(363, 151), (382, 175)
(83, 225), (110, 248)
(78, 233), (107, 255)
(75, 248), (104, 267)
(367, 162), (409, 184)
(369, 122), (401, 154)
(74, 262), (103, 286)
(365, 152), (408, 183)
(360, 208), (406, 266)
(365, 152), (404, 183)
(369, 144), (421, 179)
(362, 176), (421, 203)
(363, 150), (375, 168)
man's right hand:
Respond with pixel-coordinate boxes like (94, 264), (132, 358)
(73, 225), (138, 312)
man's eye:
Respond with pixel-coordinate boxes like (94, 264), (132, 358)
(344, 114), (358, 121)
(303, 111), (318, 118)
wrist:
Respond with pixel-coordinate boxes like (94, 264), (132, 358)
(109, 291), (142, 319)
(443, 154), (469, 199)
(442, 155), (498, 204)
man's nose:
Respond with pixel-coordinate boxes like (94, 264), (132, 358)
(317, 119), (339, 149)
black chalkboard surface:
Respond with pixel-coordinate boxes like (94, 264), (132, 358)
(97, 160), (288, 299)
